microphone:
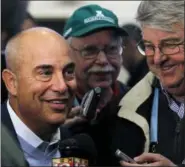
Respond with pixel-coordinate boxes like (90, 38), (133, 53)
(115, 149), (136, 163)
(80, 87), (101, 121)
(52, 134), (97, 167)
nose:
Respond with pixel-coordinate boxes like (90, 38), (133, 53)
(96, 50), (109, 65)
(153, 47), (165, 65)
(51, 74), (68, 93)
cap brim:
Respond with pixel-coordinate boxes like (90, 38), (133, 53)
(72, 23), (128, 37)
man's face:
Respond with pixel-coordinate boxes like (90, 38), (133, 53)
(70, 30), (122, 93)
(15, 36), (77, 127)
(142, 26), (184, 95)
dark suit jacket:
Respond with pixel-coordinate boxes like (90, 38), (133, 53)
(1, 102), (72, 167)
(1, 123), (27, 167)
(1, 102), (28, 166)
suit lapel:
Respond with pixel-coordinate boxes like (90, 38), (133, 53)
(1, 102), (30, 166)
(1, 102), (20, 145)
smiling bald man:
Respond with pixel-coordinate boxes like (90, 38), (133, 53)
(1, 27), (77, 166)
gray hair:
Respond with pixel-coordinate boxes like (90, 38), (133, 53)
(4, 36), (19, 71)
(136, 1), (184, 31)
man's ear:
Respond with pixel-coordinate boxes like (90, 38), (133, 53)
(2, 69), (18, 96)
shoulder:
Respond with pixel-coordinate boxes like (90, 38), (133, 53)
(1, 123), (27, 167)
(1, 102), (9, 122)
(1, 102), (7, 109)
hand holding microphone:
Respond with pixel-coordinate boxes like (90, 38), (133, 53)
(115, 149), (136, 164)
(80, 86), (113, 120)
(80, 87), (101, 121)
(64, 106), (87, 128)
(64, 87), (113, 128)
(64, 87), (102, 128)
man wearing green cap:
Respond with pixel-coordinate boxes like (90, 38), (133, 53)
(63, 4), (129, 166)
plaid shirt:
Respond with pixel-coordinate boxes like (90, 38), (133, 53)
(161, 85), (184, 119)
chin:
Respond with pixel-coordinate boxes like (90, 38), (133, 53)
(162, 77), (184, 89)
(49, 114), (67, 125)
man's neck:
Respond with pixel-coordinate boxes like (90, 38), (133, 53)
(174, 80), (184, 103)
(160, 78), (185, 103)
(36, 125), (58, 142)
(8, 99), (59, 142)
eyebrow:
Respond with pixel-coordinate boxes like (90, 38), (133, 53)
(161, 37), (183, 43)
(143, 37), (183, 44)
(35, 64), (52, 70)
(63, 62), (75, 71)
(143, 40), (152, 43)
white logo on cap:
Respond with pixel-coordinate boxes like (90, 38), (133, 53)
(84, 10), (115, 24)
(96, 11), (105, 17)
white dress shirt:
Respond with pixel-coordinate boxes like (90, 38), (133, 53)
(7, 100), (61, 166)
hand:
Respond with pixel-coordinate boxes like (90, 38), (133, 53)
(96, 87), (113, 113)
(64, 106), (87, 128)
(67, 106), (82, 118)
(120, 153), (176, 166)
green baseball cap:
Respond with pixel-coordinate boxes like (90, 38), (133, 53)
(63, 4), (128, 38)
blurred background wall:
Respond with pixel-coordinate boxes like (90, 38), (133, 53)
(27, 1), (141, 34)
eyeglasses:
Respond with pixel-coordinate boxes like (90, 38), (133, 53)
(70, 44), (123, 60)
(137, 40), (184, 57)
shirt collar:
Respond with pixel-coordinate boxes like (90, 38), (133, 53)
(7, 100), (61, 148)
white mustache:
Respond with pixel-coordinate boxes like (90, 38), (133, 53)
(88, 66), (115, 73)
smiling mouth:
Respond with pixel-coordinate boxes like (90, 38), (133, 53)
(161, 64), (177, 72)
(47, 100), (66, 104)
(45, 99), (68, 110)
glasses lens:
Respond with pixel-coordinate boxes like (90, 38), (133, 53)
(162, 44), (180, 55)
(82, 46), (99, 59)
(106, 45), (122, 57)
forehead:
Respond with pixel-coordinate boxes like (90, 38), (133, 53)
(31, 52), (73, 70)
(21, 38), (73, 69)
(142, 26), (184, 43)
(73, 29), (115, 46)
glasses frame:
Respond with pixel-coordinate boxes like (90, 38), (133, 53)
(70, 44), (123, 60)
(137, 40), (184, 57)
